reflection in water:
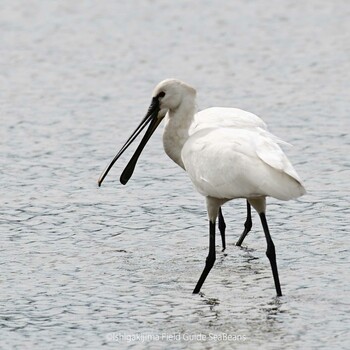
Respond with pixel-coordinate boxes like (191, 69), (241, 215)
(261, 297), (287, 331)
(201, 295), (220, 308)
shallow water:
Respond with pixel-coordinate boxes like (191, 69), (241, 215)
(1, 1), (350, 349)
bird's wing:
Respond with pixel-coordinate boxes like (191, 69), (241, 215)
(181, 127), (305, 201)
(254, 133), (303, 183)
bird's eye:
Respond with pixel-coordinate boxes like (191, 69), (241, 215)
(158, 91), (165, 98)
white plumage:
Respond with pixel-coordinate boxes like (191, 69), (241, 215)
(99, 78), (306, 296)
(193, 107), (267, 132)
(182, 127), (305, 201)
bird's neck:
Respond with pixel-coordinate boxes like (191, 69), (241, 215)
(162, 96), (196, 169)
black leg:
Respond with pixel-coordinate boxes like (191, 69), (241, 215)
(193, 221), (216, 294)
(236, 201), (252, 246)
(218, 207), (226, 251)
(259, 213), (282, 297)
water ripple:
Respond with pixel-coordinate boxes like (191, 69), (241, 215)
(1, 1), (350, 349)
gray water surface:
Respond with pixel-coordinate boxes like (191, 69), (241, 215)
(1, 1), (350, 349)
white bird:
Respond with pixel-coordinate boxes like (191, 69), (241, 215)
(98, 79), (306, 296)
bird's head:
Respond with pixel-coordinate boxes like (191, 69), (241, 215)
(152, 79), (196, 118)
(98, 79), (195, 187)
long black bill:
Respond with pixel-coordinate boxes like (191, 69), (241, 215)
(98, 97), (161, 187)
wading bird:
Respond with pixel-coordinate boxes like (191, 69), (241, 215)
(98, 79), (306, 296)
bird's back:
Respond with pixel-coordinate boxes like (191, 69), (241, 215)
(191, 107), (267, 134)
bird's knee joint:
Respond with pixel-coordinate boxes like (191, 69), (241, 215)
(205, 254), (216, 267)
(219, 221), (226, 231)
(266, 244), (276, 261)
(244, 219), (252, 230)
